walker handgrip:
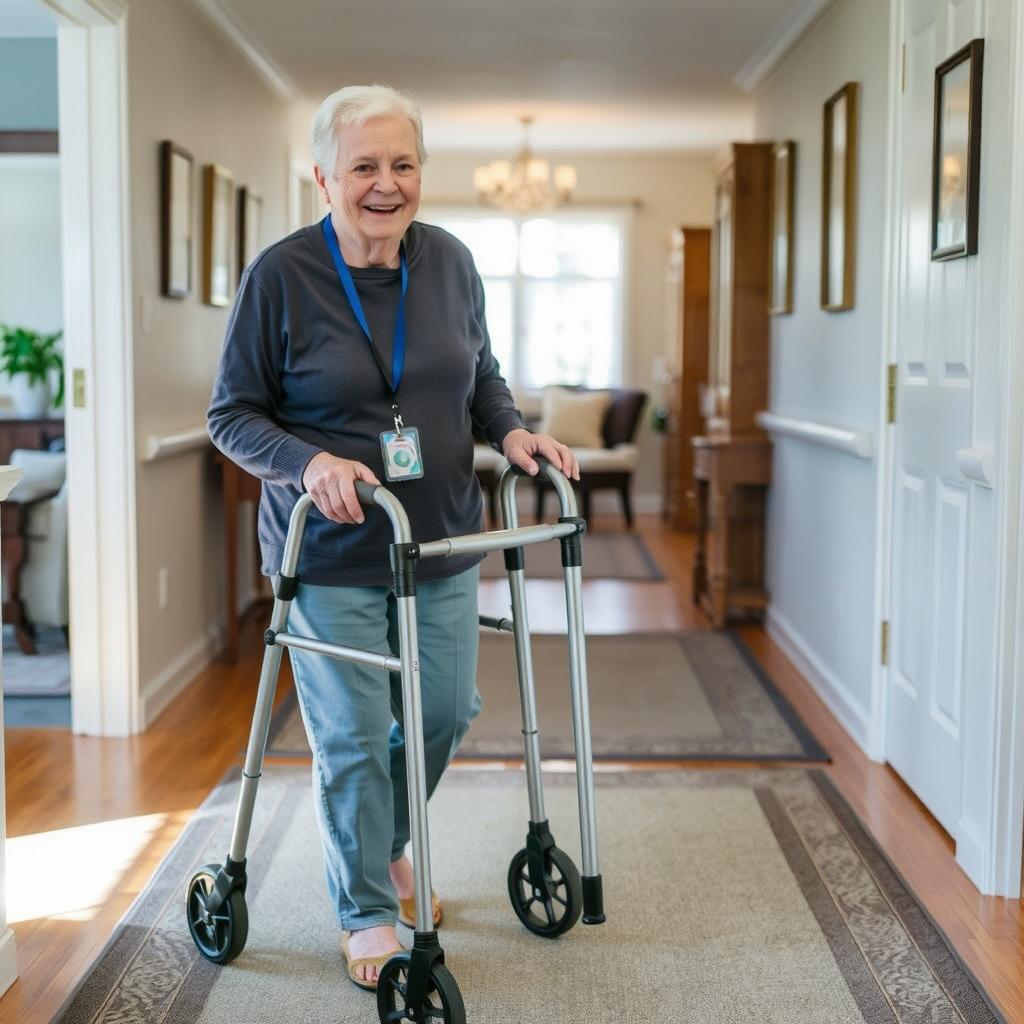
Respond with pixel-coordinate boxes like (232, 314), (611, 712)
(509, 454), (559, 479)
(354, 480), (380, 507)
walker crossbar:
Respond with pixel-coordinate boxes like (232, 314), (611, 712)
(417, 521), (579, 559)
(271, 632), (402, 673)
(187, 455), (604, 1024)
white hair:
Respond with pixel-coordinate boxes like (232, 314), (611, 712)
(310, 84), (426, 175)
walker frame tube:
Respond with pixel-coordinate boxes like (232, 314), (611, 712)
(497, 463), (603, 901)
(224, 457), (603, 936)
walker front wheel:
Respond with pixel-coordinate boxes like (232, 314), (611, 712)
(186, 864), (248, 964)
(376, 953), (466, 1024)
(507, 845), (583, 938)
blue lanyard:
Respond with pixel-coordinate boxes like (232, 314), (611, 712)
(321, 214), (409, 400)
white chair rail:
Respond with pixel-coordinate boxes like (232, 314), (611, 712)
(755, 411), (874, 460)
(144, 425), (210, 462)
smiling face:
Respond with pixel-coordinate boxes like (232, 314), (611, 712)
(314, 114), (422, 254)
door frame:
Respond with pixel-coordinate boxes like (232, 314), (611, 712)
(874, 0), (1024, 896)
(45, 0), (139, 735)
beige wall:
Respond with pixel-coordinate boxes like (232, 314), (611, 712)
(420, 149), (717, 502)
(752, 0), (890, 741)
(127, 0), (292, 713)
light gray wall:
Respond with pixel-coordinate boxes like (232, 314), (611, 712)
(752, 0), (891, 743)
(0, 39), (57, 130)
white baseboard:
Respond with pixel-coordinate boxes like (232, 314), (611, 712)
(765, 605), (877, 759)
(955, 819), (993, 894)
(139, 623), (223, 729)
(0, 928), (17, 996)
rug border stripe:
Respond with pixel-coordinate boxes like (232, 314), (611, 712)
(807, 770), (1007, 1024)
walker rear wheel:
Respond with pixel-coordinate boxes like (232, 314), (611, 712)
(376, 953), (466, 1024)
(507, 845), (583, 938)
(186, 864), (248, 964)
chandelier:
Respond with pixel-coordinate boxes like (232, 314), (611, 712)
(473, 116), (577, 215)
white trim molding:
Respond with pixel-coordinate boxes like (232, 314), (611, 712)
(56, 1), (140, 736)
(766, 604), (878, 758)
(187, 0), (297, 100)
(756, 410), (874, 459)
(734, 0), (837, 92)
(144, 425), (209, 462)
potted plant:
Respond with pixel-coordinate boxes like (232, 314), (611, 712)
(0, 325), (64, 418)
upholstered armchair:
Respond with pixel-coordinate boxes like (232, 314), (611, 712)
(472, 386), (647, 527)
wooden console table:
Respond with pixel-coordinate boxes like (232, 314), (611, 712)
(213, 451), (266, 663)
(1, 482), (59, 654)
(691, 434), (772, 628)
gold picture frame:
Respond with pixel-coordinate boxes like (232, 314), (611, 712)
(237, 185), (263, 278)
(202, 163), (235, 306)
(821, 82), (859, 312)
(769, 140), (795, 315)
(159, 140), (193, 299)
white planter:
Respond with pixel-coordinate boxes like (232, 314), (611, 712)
(10, 377), (52, 419)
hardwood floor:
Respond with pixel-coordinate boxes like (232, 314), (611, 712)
(3, 513), (1022, 1023)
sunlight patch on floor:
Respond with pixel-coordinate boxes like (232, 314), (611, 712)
(6, 812), (170, 924)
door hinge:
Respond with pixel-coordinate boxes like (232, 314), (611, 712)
(886, 363), (897, 424)
(901, 43), (906, 93)
(880, 620), (890, 666)
(72, 368), (86, 409)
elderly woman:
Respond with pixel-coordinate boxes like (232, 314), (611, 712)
(207, 84), (579, 991)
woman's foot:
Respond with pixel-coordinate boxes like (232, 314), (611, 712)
(343, 925), (403, 987)
(389, 853), (416, 900)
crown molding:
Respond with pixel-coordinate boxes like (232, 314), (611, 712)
(733, 0), (836, 93)
(187, 0), (298, 101)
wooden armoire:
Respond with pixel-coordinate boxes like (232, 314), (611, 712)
(692, 143), (773, 628)
(661, 227), (710, 531)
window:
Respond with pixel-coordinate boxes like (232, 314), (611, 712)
(418, 207), (628, 391)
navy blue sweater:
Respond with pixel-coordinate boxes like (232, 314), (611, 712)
(207, 219), (526, 586)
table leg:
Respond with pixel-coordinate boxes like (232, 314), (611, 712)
(223, 468), (239, 663)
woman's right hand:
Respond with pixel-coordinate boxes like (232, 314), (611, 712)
(301, 452), (381, 525)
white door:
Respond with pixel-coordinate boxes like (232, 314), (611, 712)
(886, 0), (981, 834)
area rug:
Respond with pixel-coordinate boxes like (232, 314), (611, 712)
(267, 631), (828, 762)
(3, 694), (71, 728)
(2, 623), (70, 696)
(53, 764), (1004, 1023)
(479, 530), (664, 580)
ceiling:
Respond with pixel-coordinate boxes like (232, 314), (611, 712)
(202, 0), (831, 149)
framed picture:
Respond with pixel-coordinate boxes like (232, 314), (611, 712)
(821, 82), (859, 312)
(769, 140), (796, 315)
(203, 163), (235, 306)
(159, 140), (193, 298)
(237, 186), (263, 277)
(931, 39), (984, 261)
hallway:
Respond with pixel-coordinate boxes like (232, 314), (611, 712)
(3, 514), (1021, 1023)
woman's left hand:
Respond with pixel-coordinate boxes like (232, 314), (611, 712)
(501, 428), (580, 481)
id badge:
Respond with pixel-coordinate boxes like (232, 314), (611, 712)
(380, 426), (424, 481)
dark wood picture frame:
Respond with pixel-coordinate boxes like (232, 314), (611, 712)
(821, 82), (859, 312)
(769, 140), (796, 315)
(202, 163), (235, 307)
(237, 186), (263, 278)
(159, 140), (194, 299)
(931, 39), (984, 261)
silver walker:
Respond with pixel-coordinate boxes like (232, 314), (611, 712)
(185, 456), (606, 1024)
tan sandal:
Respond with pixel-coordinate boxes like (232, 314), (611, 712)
(397, 889), (443, 929)
(340, 930), (404, 992)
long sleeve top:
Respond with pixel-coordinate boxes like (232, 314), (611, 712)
(207, 218), (526, 586)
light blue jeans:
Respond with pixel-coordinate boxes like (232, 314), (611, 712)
(285, 563), (482, 932)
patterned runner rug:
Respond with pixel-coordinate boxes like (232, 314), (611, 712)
(54, 765), (1004, 1023)
(479, 530), (664, 580)
(267, 631), (828, 762)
